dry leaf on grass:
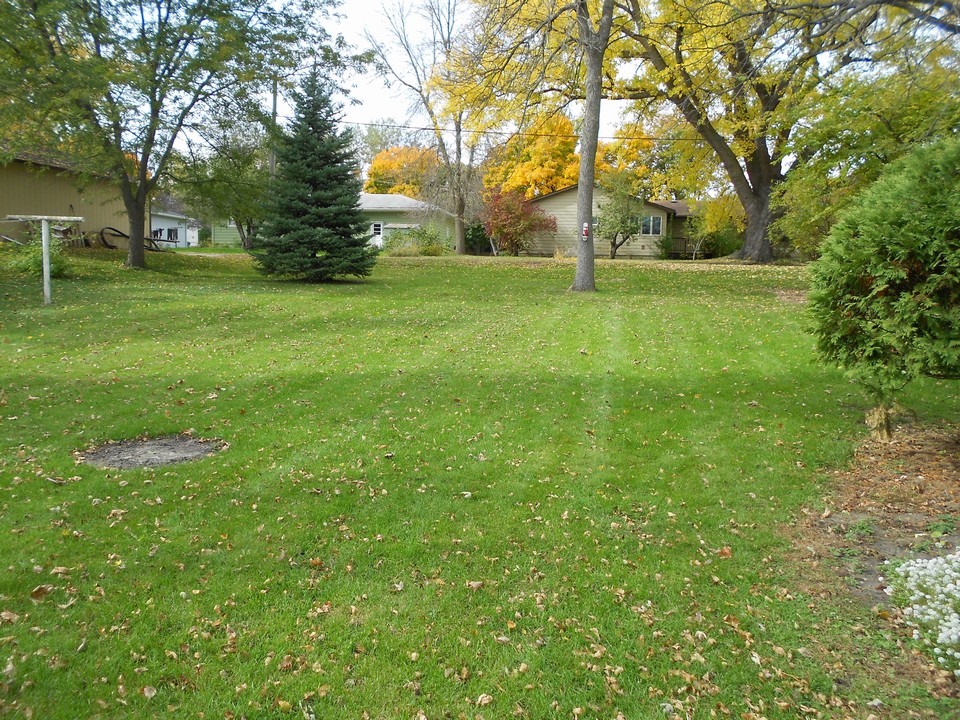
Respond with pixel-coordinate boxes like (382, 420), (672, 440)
(30, 584), (55, 601)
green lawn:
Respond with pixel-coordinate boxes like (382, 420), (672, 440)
(1, 251), (956, 719)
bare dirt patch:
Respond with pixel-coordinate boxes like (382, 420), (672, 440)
(793, 421), (960, 702)
(79, 434), (225, 469)
(798, 422), (960, 605)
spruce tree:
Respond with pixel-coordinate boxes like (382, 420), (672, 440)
(252, 70), (377, 281)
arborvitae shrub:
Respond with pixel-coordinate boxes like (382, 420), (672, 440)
(809, 136), (960, 428)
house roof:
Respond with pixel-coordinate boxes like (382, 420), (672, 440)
(1, 146), (92, 175)
(359, 193), (434, 212)
(647, 199), (692, 217)
(151, 194), (200, 225)
(9, 149), (75, 173)
(524, 185), (578, 202)
(527, 184), (693, 217)
(152, 193), (189, 215)
(152, 209), (200, 227)
(2, 146), (121, 181)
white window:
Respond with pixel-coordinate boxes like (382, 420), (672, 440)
(371, 222), (384, 247)
(641, 215), (662, 236)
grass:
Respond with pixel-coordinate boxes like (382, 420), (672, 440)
(1, 250), (958, 719)
(173, 246), (249, 254)
(843, 520), (876, 543)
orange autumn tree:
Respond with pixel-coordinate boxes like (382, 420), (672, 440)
(364, 146), (441, 198)
(482, 114), (582, 199)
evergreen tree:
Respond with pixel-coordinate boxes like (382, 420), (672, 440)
(252, 71), (377, 281)
(810, 136), (960, 437)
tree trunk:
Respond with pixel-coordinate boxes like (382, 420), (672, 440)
(730, 197), (774, 263)
(454, 194), (466, 255)
(609, 235), (628, 259)
(572, 181), (596, 290)
(125, 196), (147, 269)
(570, 0), (613, 291)
(452, 121), (467, 255)
(691, 237), (703, 260)
(119, 172), (150, 268)
(237, 220), (255, 250)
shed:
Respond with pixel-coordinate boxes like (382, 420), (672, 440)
(150, 196), (200, 248)
(0, 151), (137, 246)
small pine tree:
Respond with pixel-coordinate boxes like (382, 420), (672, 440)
(252, 70), (377, 281)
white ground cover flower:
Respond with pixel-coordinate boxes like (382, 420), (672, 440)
(890, 551), (960, 676)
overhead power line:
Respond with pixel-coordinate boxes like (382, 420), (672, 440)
(341, 119), (702, 144)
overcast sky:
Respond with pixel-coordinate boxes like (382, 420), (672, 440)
(325, 1), (629, 141)
(331, 1), (417, 132)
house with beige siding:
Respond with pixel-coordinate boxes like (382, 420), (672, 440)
(0, 152), (136, 246)
(526, 185), (691, 259)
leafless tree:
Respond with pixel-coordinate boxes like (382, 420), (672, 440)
(368, 0), (487, 254)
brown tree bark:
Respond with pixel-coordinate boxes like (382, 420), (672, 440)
(570, 0), (614, 291)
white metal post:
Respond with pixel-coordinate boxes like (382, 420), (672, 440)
(41, 219), (52, 306)
(6, 215), (83, 306)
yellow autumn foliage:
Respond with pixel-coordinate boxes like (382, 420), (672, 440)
(364, 146), (441, 198)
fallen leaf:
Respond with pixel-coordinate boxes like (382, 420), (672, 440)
(476, 693), (493, 706)
(466, 580), (484, 591)
(141, 685), (157, 699)
(30, 584), (55, 601)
